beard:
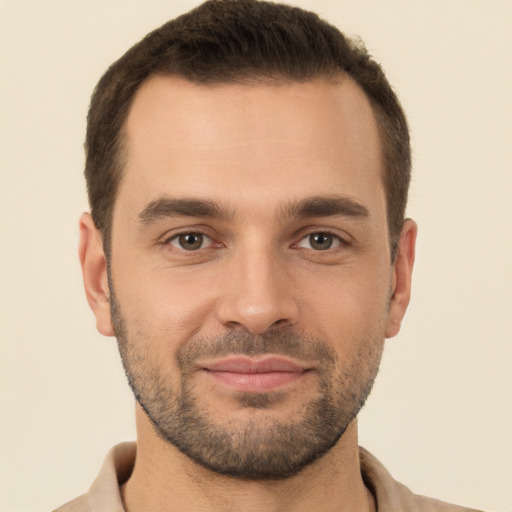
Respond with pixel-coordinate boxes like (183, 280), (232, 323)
(110, 289), (385, 480)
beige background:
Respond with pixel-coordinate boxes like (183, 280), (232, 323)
(1, 1), (511, 511)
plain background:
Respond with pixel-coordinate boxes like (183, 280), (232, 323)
(1, 1), (511, 511)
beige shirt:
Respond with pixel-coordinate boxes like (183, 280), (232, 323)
(53, 443), (484, 512)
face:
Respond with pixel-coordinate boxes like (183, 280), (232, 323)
(81, 76), (416, 479)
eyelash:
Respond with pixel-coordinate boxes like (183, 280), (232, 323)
(163, 229), (349, 253)
(293, 231), (346, 251)
(166, 232), (216, 251)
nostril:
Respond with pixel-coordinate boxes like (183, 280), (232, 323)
(222, 315), (295, 336)
(271, 318), (290, 328)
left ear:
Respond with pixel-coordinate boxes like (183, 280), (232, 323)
(386, 219), (417, 338)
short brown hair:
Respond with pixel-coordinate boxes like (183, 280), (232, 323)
(85, 0), (410, 257)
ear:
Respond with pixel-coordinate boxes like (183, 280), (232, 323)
(78, 212), (115, 337)
(385, 219), (417, 338)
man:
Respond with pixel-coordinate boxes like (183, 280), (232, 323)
(54, 1), (483, 511)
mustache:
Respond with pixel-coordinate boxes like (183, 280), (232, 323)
(177, 330), (337, 370)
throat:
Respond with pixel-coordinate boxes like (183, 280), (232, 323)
(123, 409), (372, 512)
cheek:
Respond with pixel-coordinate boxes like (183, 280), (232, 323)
(298, 262), (391, 345)
(113, 263), (221, 355)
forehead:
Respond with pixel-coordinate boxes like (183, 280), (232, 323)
(117, 75), (384, 220)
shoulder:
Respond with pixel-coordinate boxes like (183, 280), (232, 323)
(50, 442), (135, 512)
(52, 493), (91, 512)
(407, 493), (486, 512)
(359, 447), (485, 512)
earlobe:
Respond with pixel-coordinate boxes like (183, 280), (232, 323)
(78, 212), (115, 337)
(385, 219), (417, 338)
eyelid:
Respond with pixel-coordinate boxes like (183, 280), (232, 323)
(161, 226), (221, 251)
(159, 225), (351, 253)
(296, 233), (342, 249)
(167, 232), (213, 250)
(292, 227), (353, 253)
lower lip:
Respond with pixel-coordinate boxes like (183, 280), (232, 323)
(204, 370), (307, 392)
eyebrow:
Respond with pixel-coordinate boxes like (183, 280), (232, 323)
(138, 197), (234, 225)
(279, 195), (370, 220)
(137, 194), (369, 226)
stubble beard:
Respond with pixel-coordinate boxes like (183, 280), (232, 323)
(110, 290), (385, 480)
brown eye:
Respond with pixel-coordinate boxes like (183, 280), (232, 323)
(297, 232), (341, 251)
(169, 233), (210, 251)
(309, 233), (333, 250)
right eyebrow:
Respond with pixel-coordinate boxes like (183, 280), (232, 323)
(137, 196), (234, 226)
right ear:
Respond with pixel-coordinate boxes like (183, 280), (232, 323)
(78, 212), (115, 336)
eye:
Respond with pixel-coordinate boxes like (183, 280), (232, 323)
(296, 232), (342, 251)
(168, 232), (212, 251)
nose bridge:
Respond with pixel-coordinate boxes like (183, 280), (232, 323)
(217, 236), (299, 334)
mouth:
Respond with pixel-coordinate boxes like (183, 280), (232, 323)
(199, 355), (312, 393)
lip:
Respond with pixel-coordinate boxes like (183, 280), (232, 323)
(200, 356), (311, 392)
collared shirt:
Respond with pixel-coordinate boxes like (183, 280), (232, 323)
(53, 443), (484, 512)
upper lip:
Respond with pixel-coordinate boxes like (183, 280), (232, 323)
(200, 356), (311, 374)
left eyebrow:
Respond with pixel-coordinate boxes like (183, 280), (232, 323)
(279, 195), (370, 220)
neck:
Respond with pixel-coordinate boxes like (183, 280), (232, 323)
(122, 405), (374, 512)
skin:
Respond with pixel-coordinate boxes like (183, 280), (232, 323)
(79, 75), (416, 512)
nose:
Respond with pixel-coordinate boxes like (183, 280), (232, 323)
(216, 246), (300, 335)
